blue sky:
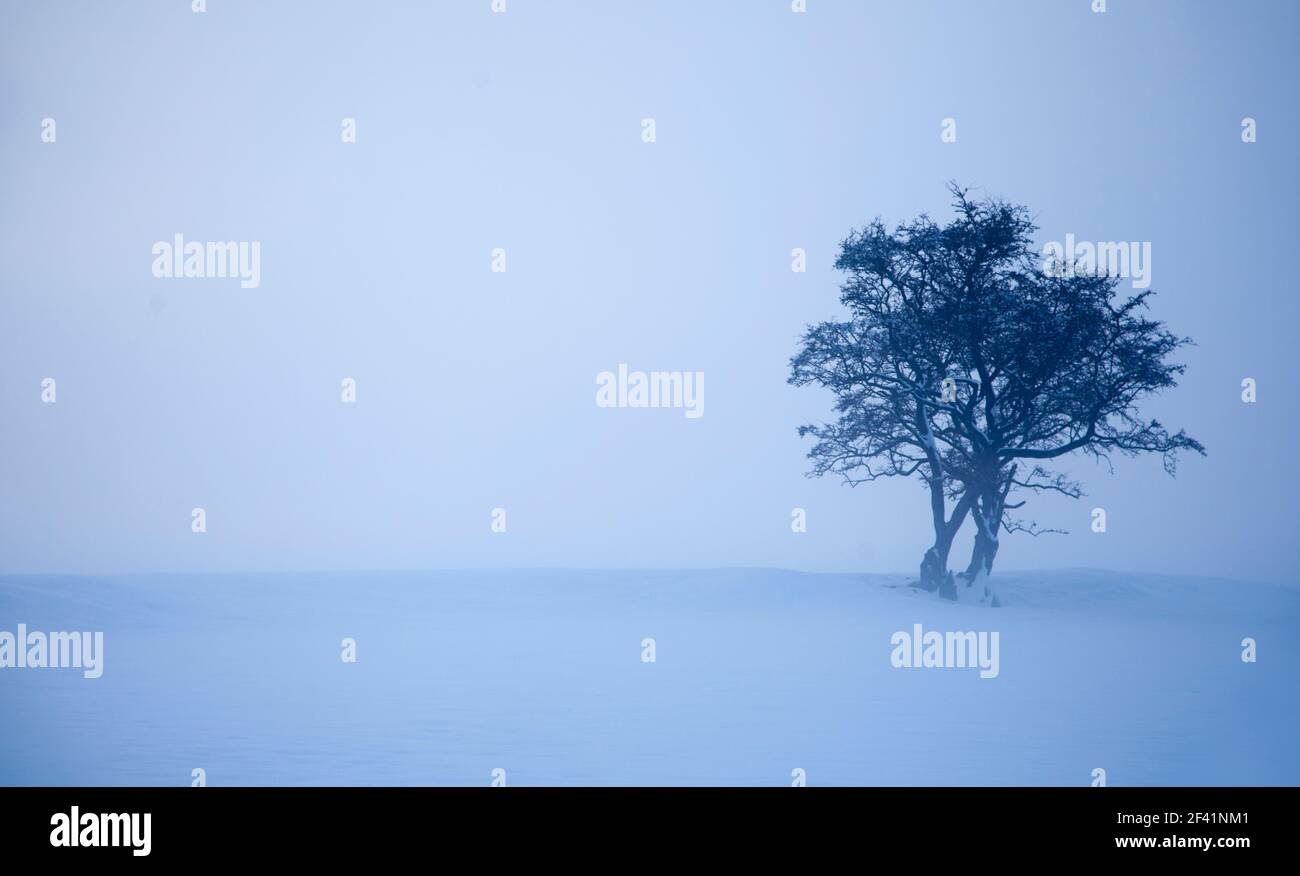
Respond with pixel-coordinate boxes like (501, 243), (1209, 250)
(2, 1), (1296, 580)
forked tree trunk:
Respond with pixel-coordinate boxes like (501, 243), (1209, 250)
(918, 491), (975, 599)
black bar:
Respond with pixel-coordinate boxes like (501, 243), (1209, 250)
(0, 787), (1283, 861)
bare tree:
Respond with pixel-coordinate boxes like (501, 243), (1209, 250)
(792, 185), (1204, 604)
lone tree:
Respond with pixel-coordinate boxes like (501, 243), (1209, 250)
(790, 185), (1203, 604)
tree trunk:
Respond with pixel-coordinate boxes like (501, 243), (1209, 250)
(918, 544), (959, 600)
(914, 407), (958, 596)
(961, 533), (999, 584)
(918, 543), (950, 593)
(968, 505), (1001, 607)
(918, 548), (940, 592)
(961, 536), (983, 584)
(918, 497), (973, 599)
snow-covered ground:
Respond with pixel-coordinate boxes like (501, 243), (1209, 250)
(1, 568), (1295, 785)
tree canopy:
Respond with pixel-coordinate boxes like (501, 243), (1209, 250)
(790, 185), (1204, 604)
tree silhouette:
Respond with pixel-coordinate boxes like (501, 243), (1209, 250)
(791, 185), (1204, 604)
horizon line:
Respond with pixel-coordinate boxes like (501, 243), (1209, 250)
(0, 565), (1286, 589)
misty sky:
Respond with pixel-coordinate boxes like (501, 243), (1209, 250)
(2, 0), (1297, 581)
